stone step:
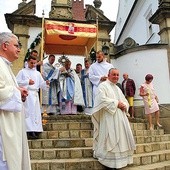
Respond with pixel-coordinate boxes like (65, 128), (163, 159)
(30, 150), (170, 170)
(39, 130), (169, 141)
(39, 130), (170, 148)
(133, 129), (164, 136)
(39, 129), (165, 140)
(45, 114), (147, 124)
(135, 141), (170, 154)
(43, 122), (93, 131)
(133, 149), (170, 166)
(29, 115), (170, 170)
(44, 122), (150, 131)
(45, 114), (92, 123)
(130, 123), (147, 130)
(30, 147), (92, 160)
(29, 144), (170, 166)
(29, 137), (170, 153)
(31, 158), (105, 170)
(130, 122), (165, 131)
(28, 138), (93, 149)
(122, 160), (170, 170)
(39, 129), (93, 139)
(134, 134), (170, 144)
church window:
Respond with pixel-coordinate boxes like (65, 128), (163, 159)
(144, 6), (153, 42)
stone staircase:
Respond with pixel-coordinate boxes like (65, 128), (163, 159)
(29, 115), (170, 170)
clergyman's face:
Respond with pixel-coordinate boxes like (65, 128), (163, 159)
(108, 69), (119, 84)
(31, 52), (38, 58)
(65, 61), (71, 70)
(28, 58), (37, 69)
(4, 37), (21, 62)
(76, 65), (82, 73)
(49, 56), (55, 65)
(84, 61), (90, 69)
(96, 52), (104, 63)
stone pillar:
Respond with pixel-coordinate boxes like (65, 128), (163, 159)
(49, 0), (73, 19)
(12, 24), (30, 75)
(150, 0), (170, 45)
(150, 0), (170, 75)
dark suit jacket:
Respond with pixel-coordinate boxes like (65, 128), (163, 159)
(122, 78), (136, 97)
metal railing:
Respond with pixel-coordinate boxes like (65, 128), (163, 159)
(159, 104), (170, 111)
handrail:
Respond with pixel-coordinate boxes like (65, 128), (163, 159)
(134, 103), (170, 111)
(159, 104), (170, 111)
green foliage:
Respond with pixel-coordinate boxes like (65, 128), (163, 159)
(24, 32), (42, 62)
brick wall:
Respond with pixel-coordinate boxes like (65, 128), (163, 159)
(72, 0), (85, 21)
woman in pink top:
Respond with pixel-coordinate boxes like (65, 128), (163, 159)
(139, 74), (162, 130)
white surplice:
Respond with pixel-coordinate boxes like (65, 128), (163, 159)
(92, 79), (136, 169)
(16, 68), (48, 132)
(89, 60), (113, 97)
(0, 57), (31, 170)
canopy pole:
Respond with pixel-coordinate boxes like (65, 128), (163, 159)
(40, 10), (45, 70)
(85, 46), (88, 59)
(96, 14), (99, 52)
(40, 10), (45, 106)
(40, 10), (49, 125)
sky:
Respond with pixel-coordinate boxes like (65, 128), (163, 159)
(0, 0), (119, 41)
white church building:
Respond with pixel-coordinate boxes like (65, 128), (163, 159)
(111, 0), (170, 106)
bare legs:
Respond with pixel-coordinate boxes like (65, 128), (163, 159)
(129, 106), (135, 118)
(155, 111), (162, 127)
(147, 113), (153, 130)
(147, 110), (162, 130)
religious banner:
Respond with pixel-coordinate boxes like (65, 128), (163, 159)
(45, 20), (97, 38)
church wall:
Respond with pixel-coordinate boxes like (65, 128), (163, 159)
(111, 48), (170, 105)
(114, 0), (160, 45)
(114, 0), (135, 42)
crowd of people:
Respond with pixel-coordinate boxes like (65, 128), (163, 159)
(0, 32), (163, 170)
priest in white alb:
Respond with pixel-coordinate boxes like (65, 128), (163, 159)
(89, 50), (113, 98)
(92, 68), (136, 169)
(0, 32), (31, 170)
(16, 56), (49, 139)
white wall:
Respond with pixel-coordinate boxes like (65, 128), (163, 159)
(114, 0), (135, 43)
(111, 48), (170, 105)
(43, 55), (85, 69)
(114, 0), (160, 45)
(28, 27), (42, 48)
